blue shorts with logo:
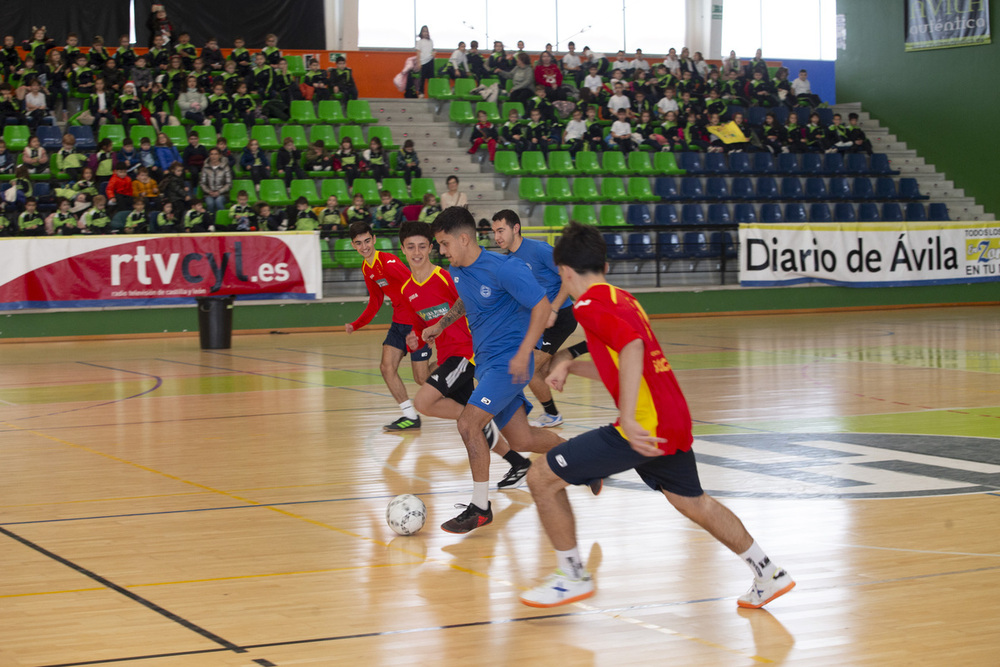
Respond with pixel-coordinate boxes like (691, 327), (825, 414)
(469, 360), (534, 429)
(383, 321), (432, 361)
(547, 424), (703, 497)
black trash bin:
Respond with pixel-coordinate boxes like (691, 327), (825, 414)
(196, 296), (235, 349)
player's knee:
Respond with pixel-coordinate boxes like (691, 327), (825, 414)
(526, 456), (559, 494)
(456, 415), (480, 445)
(379, 360), (397, 379)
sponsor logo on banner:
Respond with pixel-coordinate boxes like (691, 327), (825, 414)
(905, 0), (991, 52)
(738, 222), (1000, 287)
(0, 233), (323, 309)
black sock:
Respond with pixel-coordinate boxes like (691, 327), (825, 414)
(541, 399), (558, 416)
(503, 450), (528, 466)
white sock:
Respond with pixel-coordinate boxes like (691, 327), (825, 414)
(400, 400), (418, 420)
(739, 540), (777, 581)
(471, 481), (489, 511)
(556, 547), (586, 580)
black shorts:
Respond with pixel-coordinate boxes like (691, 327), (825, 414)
(546, 424), (704, 497)
(537, 306), (577, 355)
(424, 356), (475, 406)
(383, 321), (432, 361)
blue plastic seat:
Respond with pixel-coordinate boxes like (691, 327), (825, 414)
(654, 204), (679, 225)
(804, 177), (827, 201)
(734, 203), (757, 223)
(905, 203), (927, 221)
(731, 177), (754, 201)
(707, 203), (731, 224)
(828, 176), (851, 200)
(858, 203), (880, 222)
(626, 204), (652, 225)
(755, 176), (779, 200)
(38, 126), (63, 150)
(709, 231), (738, 259)
(810, 203), (833, 222)
(853, 177), (875, 200)
(899, 178), (928, 200)
(846, 153), (869, 175)
(680, 177), (704, 201)
(760, 203), (782, 223)
(781, 176), (804, 200)
(778, 153), (802, 174)
(729, 152), (752, 174)
(627, 232), (657, 260)
(823, 152), (846, 175)
(815, 108), (834, 126)
(678, 152), (705, 174)
(834, 203), (857, 222)
(705, 176), (729, 200)
(870, 153), (900, 175)
(654, 177), (679, 200)
(801, 154), (823, 175)
(881, 202), (904, 222)
(746, 106), (768, 126)
(753, 152), (776, 174)
(874, 177), (897, 200)
(659, 231), (689, 259)
(68, 125), (97, 150)
(685, 231), (717, 258)
(704, 153), (727, 174)
(603, 233), (629, 260)
(784, 203), (807, 223)
(928, 203), (950, 221)
(681, 204), (705, 225)
(725, 105), (746, 122)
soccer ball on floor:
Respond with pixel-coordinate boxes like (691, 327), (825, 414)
(386, 494), (427, 536)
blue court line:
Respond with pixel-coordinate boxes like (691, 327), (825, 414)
(11, 363), (163, 422)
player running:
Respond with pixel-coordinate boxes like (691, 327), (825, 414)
(396, 221), (533, 489)
(490, 209), (577, 428)
(345, 221), (431, 432)
(519, 222), (795, 610)
(423, 207), (565, 534)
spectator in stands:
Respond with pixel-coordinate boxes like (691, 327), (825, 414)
(45, 50), (69, 120)
(318, 195), (341, 231)
(445, 42), (469, 80)
(117, 138), (141, 175)
(132, 166), (160, 208)
(609, 50), (631, 75)
(276, 137), (306, 187)
(154, 133), (182, 175)
(162, 55), (188, 96)
(467, 41), (488, 81)
(190, 58), (214, 93)
(344, 193), (370, 226)
(500, 107), (528, 155)
(606, 81), (631, 120)
(330, 56), (359, 101)
(607, 108), (635, 154)
(579, 63), (604, 106)
(304, 58), (330, 101)
(183, 199), (210, 232)
(468, 110), (498, 163)
(229, 191), (254, 231)
(1, 36), (21, 80)
(145, 81), (177, 130)
(146, 4), (174, 48)
(0, 84), (23, 127)
(155, 199), (180, 232)
(251, 53), (274, 98)
(116, 82), (145, 133)
(205, 82), (234, 134)
(131, 55), (154, 96)
(827, 114), (853, 153)
(81, 195), (111, 233)
(89, 37), (110, 70)
(398, 139), (421, 186)
(147, 34), (169, 72)
(22, 80), (48, 131)
(772, 67), (791, 105)
(748, 70), (778, 107)
(47, 197), (78, 236)
(415, 26), (435, 96)
(526, 107), (555, 156)
(692, 51), (710, 81)
(69, 53), (96, 97)
(375, 190), (404, 228)
(744, 48), (767, 79)
(440, 175), (468, 209)
(561, 42), (583, 86)
(232, 82), (257, 127)
(229, 37), (252, 78)
(496, 52), (534, 105)
(202, 37), (225, 71)
(272, 58), (299, 105)
(534, 51), (564, 101)
(137, 136), (158, 176)
(758, 112), (787, 154)
(18, 198), (45, 236)
(790, 69), (821, 107)
(174, 32), (197, 70)
(336, 137), (360, 188)
(0, 139), (14, 176)
(723, 50), (741, 76)
(656, 85), (679, 119)
(805, 112), (827, 152)
(583, 105), (605, 153)
(200, 149), (232, 213)
(21, 135), (48, 174)
(124, 196), (150, 233)
(784, 111), (807, 153)
(488, 41), (515, 73)
(262, 34), (282, 68)
(561, 107), (587, 157)
(182, 132), (208, 182)
(304, 140), (333, 173)
(293, 197), (319, 231)
(114, 35), (137, 73)
(178, 76), (209, 126)
(417, 192), (440, 224)
(364, 137), (390, 186)
(106, 163), (134, 213)
(847, 113), (873, 154)
(159, 162), (191, 213)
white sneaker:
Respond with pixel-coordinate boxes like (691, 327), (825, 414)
(520, 569), (595, 608)
(737, 569), (795, 609)
(530, 413), (563, 428)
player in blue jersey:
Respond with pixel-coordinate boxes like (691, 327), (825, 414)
(424, 207), (566, 534)
(490, 209), (577, 428)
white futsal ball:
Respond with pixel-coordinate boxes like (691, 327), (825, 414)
(386, 494), (426, 536)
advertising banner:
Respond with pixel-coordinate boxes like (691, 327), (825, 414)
(906, 0), (991, 51)
(738, 222), (1000, 287)
(0, 232), (323, 310)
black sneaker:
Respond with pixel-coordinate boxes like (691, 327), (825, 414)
(482, 420), (499, 450)
(589, 478), (603, 496)
(440, 502), (493, 534)
(497, 460), (531, 489)
(384, 415), (422, 432)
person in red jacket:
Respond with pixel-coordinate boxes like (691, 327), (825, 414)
(105, 163), (134, 214)
(533, 51), (564, 100)
(345, 221), (432, 431)
(468, 110), (499, 162)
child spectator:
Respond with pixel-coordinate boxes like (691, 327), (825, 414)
(69, 54), (96, 97)
(336, 138), (360, 188)
(174, 32), (197, 69)
(656, 86), (679, 118)
(145, 81), (177, 129)
(847, 113), (873, 154)
(487, 41), (514, 73)
(271, 59), (298, 105)
(45, 50), (70, 119)
(525, 85), (555, 122)
(229, 191), (255, 230)
(178, 77), (209, 125)
(304, 140), (333, 173)
(205, 82), (234, 134)
(220, 60), (242, 96)
(826, 113), (853, 153)
(106, 163), (134, 212)
(790, 69), (821, 107)
(0, 208), (12, 236)
(467, 41), (488, 80)
(2, 36), (23, 79)
(397, 139), (421, 186)
(468, 110), (498, 162)
(59, 166), (98, 204)
(294, 196), (319, 230)
(255, 202), (284, 231)
(606, 82), (630, 120)
(131, 56), (154, 95)
(748, 70), (778, 107)
(162, 55), (188, 96)
(85, 78), (115, 127)
(251, 53), (274, 98)
(318, 195), (342, 231)
(374, 190), (403, 228)
(0, 85), (25, 127)
(146, 34), (169, 72)
(124, 196), (149, 233)
(501, 108), (528, 155)
(607, 108), (635, 153)
(633, 110), (659, 152)
(276, 137), (306, 186)
(88, 37), (110, 69)
(101, 59), (125, 94)
(562, 107), (587, 156)
(116, 83), (145, 133)
(155, 200), (180, 232)
(580, 63), (604, 105)
(659, 110), (683, 151)
(215, 137), (236, 167)
(561, 42), (583, 86)
(784, 112), (807, 153)
(526, 108), (555, 156)
(47, 197), (78, 236)
(22, 135), (48, 174)
(190, 58), (215, 93)
(417, 192), (440, 224)
(445, 42), (468, 80)
(330, 56), (358, 101)
(23, 80), (49, 130)
(630, 90), (653, 120)
(200, 148), (232, 213)
(136, 136), (158, 176)
(81, 194), (112, 233)
(159, 162), (192, 213)
(343, 193), (370, 225)
(201, 37), (225, 71)
(262, 34), (282, 67)
(0, 138), (14, 175)
(117, 138), (141, 174)
(183, 199), (210, 232)
(232, 82), (257, 127)
(303, 58), (330, 101)
(363, 137), (389, 185)
(132, 166), (160, 206)
(583, 105), (605, 153)
(229, 37), (253, 77)
(240, 138), (271, 186)
(18, 198), (45, 236)
(805, 112), (827, 152)
(759, 112), (788, 155)
(182, 133), (209, 182)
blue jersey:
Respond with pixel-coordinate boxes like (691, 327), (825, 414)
(511, 237), (572, 309)
(452, 250), (547, 370)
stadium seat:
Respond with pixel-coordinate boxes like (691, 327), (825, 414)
(704, 153), (727, 174)
(731, 177), (754, 200)
(928, 203), (951, 221)
(599, 205), (626, 227)
(382, 177), (411, 204)
(680, 177), (704, 201)
(899, 178), (928, 200)
(685, 231), (716, 259)
(601, 151), (630, 176)
(130, 125), (157, 146)
(518, 177), (546, 203)
(575, 151), (601, 175)
(338, 125), (365, 148)
(547, 151), (577, 176)
(191, 125), (216, 146)
(756, 176), (779, 200)
(705, 176), (729, 200)
(476, 102), (501, 124)
(627, 177), (657, 202)
(857, 202), (881, 222)
(846, 153), (869, 175)
(707, 203), (731, 224)
(627, 232), (657, 260)
(852, 177), (875, 200)
(678, 152), (705, 174)
(321, 178), (351, 205)
(628, 151), (656, 176)
(352, 178), (381, 205)
(778, 153), (801, 174)
(572, 177), (602, 203)
(905, 202), (927, 221)
(823, 152), (846, 175)
(37, 125), (63, 150)
(222, 123), (249, 150)
(728, 152), (752, 174)
(681, 204), (705, 225)
(452, 79), (479, 100)
(571, 204), (599, 225)
(881, 202), (904, 222)
(603, 233), (630, 260)
(346, 100), (376, 124)
(230, 179), (257, 203)
(494, 151), (522, 177)
(709, 231), (738, 260)
(281, 125), (308, 150)
(290, 179), (321, 206)
(659, 232), (689, 260)
(546, 177), (574, 203)
(259, 179), (290, 206)
(734, 203), (757, 223)
(318, 101), (347, 124)
(653, 151), (686, 175)
(98, 124), (126, 150)
(335, 238), (363, 269)
(543, 205), (570, 227)
(601, 177), (629, 202)
(810, 203), (833, 222)
(285, 55), (306, 77)
(427, 78), (453, 101)
(626, 204), (652, 225)
(367, 125), (396, 150)
(290, 100), (319, 124)
(4, 125), (31, 152)
(520, 151), (549, 176)
(781, 177), (804, 200)
(804, 177), (828, 201)
(410, 177), (437, 202)
(834, 202), (857, 222)
(654, 176), (679, 200)
(815, 108), (834, 126)
(801, 153), (823, 175)
(501, 101), (525, 119)
(753, 152), (777, 174)
(760, 203), (783, 223)
(448, 100), (476, 125)
(654, 204), (679, 225)
(746, 106), (768, 126)
(828, 176), (852, 200)
(874, 177), (897, 200)
(870, 153), (900, 175)
(784, 203), (808, 223)
(251, 125), (280, 151)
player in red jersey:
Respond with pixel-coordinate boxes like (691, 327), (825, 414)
(518, 222), (794, 610)
(345, 221), (431, 432)
(397, 221), (534, 489)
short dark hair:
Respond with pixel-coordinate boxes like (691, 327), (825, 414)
(432, 206), (476, 237)
(553, 222), (606, 274)
(399, 220), (432, 245)
(295, 196), (309, 206)
(491, 209), (521, 234)
(848, 112), (859, 121)
(349, 221), (373, 239)
(335, 56), (346, 63)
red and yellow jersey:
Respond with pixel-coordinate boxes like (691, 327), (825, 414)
(351, 250), (414, 329)
(573, 282), (693, 454)
(401, 266), (474, 362)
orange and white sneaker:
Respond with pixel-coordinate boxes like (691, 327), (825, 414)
(520, 569), (595, 608)
(737, 569), (795, 608)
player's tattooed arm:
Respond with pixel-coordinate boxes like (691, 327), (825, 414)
(423, 298), (464, 344)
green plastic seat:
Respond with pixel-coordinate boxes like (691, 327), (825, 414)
(599, 205), (626, 226)
(494, 151), (522, 177)
(192, 125), (217, 146)
(285, 55), (306, 77)
(281, 124), (309, 150)
(321, 240), (338, 269)
(162, 125), (187, 147)
(547, 151), (577, 176)
(346, 99), (376, 124)
(546, 177), (574, 203)
(449, 100), (476, 125)
(222, 123), (248, 150)
(453, 79), (478, 100)
(501, 101), (525, 120)
(290, 100), (319, 124)
(427, 78), (454, 101)
(627, 177), (657, 202)
(543, 205), (570, 228)
(258, 179), (291, 206)
(628, 151), (657, 176)
(601, 177), (629, 202)
(290, 179), (321, 205)
(575, 151), (601, 175)
(367, 125), (396, 149)
(230, 179), (257, 203)
(129, 125), (157, 145)
(571, 204), (599, 225)
(571, 177), (602, 203)
(601, 151), (630, 176)
(352, 178), (381, 205)
(520, 151), (549, 176)
(338, 125), (365, 148)
(335, 238), (363, 268)
(382, 177), (412, 204)
(98, 124), (127, 151)
(309, 124), (337, 147)
(410, 177), (437, 202)
(518, 177), (546, 203)
(251, 125), (280, 151)
(321, 178), (351, 205)
(318, 100), (347, 124)
(653, 151), (687, 175)
(476, 101), (501, 124)
(213, 210), (232, 230)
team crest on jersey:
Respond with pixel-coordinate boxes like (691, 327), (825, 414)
(480, 285), (492, 297)
(376, 279), (389, 287)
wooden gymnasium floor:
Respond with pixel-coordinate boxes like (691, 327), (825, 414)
(2, 305), (999, 667)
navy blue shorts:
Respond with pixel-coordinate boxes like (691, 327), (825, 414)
(383, 321), (432, 361)
(469, 363), (533, 429)
(546, 424), (704, 497)
(537, 306), (577, 355)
